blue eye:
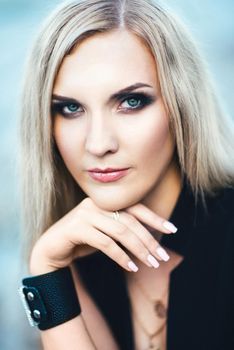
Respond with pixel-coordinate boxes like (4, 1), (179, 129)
(51, 100), (82, 118)
(63, 103), (80, 114)
(119, 93), (155, 112)
(122, 97), (141, 109)
(51, 92), (156, 119)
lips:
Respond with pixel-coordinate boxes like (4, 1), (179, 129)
(87, 167), (130, 183)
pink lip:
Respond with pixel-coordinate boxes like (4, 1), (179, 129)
(87, 168), (129, 183)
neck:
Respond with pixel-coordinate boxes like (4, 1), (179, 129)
(142, 160), (182, 221)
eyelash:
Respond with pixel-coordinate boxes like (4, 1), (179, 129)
(51, 93), (155, 119)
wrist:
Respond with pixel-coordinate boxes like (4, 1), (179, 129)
(29, 246), (58, 276)
(19, 266), (81, 330)
(29, 260), (58, 276)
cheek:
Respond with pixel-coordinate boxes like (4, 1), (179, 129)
(134, 113), (174, 168)
(146, 123), (168, 152)
(53, 119), (82, 169)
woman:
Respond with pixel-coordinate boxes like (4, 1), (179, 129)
(18, 0), (234, 349)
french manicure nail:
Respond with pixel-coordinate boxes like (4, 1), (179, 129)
(147, 254), (160, 268)
(128, 261), (139, 272)
(162, 221), (177, 233)
(156, 246), (170, 261)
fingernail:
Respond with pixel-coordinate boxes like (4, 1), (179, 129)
(128, 261), (139, 272)
(147, 254), (160, 268)
(162, 221), (177, 233)
(156, 246), (170, 261)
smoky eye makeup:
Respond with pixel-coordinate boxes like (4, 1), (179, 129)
(51, 96), (84, 119)
(117, 92), (156, 112)
(51, 91), (156, 119)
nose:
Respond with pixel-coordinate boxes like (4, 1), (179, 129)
(85, 114), (119, 156)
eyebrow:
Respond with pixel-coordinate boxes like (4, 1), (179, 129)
(52, 82), (154, 103)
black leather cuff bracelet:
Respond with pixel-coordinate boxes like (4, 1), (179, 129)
(18, 266), (81, 330)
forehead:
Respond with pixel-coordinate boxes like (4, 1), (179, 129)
(54, 29), (159, 92)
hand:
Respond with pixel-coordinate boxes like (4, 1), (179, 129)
(29, 198), (177, 275)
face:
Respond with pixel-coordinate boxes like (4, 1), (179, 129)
(52, 30), (176, 211)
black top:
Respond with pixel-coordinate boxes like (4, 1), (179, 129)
(74, 178), (234, 350)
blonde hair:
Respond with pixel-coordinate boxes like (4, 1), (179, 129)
(19, 0), (234, 262)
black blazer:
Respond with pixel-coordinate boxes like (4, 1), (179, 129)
(75, 179), (234, 350)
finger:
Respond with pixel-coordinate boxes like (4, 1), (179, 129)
(69, 223), (139, 272)
(114, 211), (170, 262)
(125, 203), (178, 234)
(81, 210), (159, 269)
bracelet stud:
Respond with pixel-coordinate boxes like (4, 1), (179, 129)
(33, 310), (41, 320)
(27, 292), (35, 301)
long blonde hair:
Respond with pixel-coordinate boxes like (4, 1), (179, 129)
(19, 0), (234, 262)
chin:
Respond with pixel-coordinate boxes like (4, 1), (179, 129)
(91, 192), (141, 212)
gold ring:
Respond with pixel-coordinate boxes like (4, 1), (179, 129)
(112, 211), (120, 221)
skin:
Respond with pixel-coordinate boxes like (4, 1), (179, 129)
(31, 30), (183, 350)
(52, 29), (181, 216)
(30, 29), (182, 275)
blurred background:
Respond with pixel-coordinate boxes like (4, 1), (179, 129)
(0, 0), (233, 349)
